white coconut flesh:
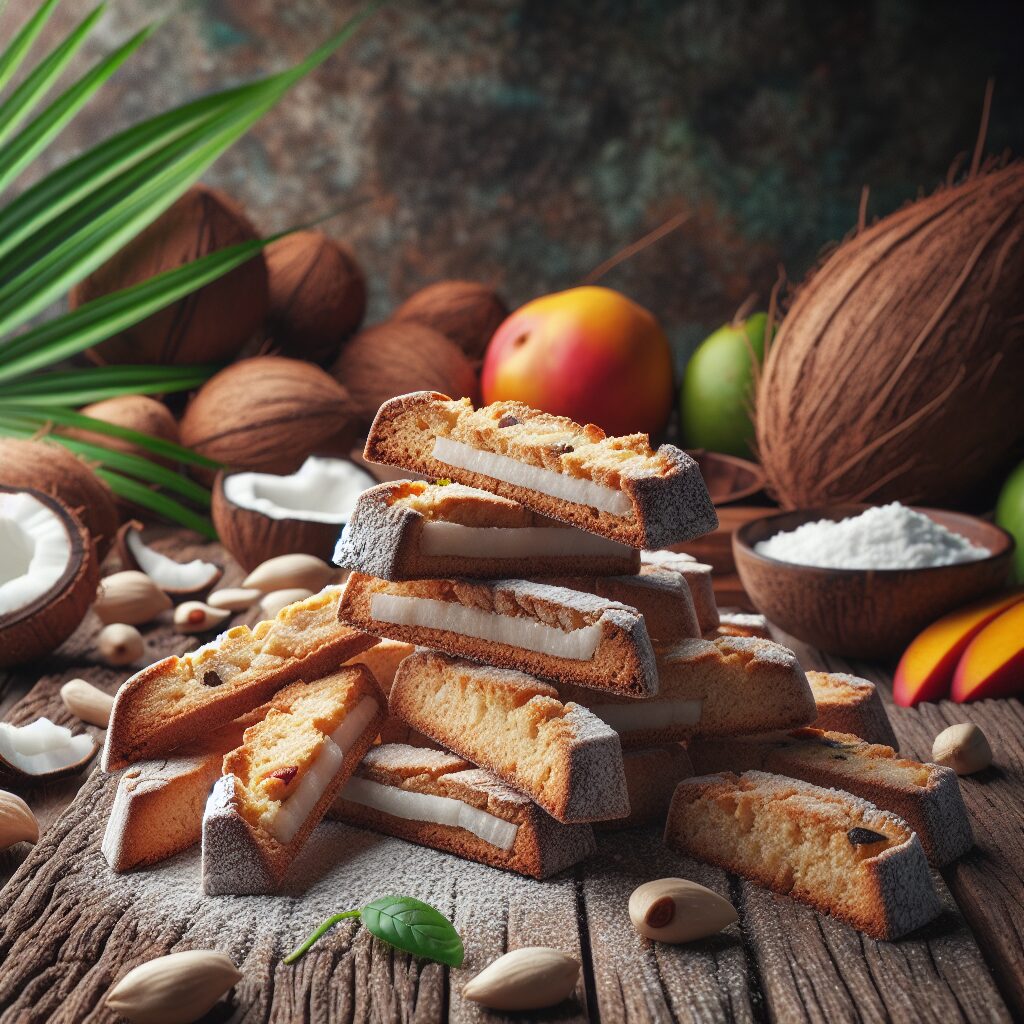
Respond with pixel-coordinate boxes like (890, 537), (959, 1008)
(223, 456), (376, 524)
(0, 492), (73, 619)
(0, 717), (96, 776)
(124, 527), (220, 592)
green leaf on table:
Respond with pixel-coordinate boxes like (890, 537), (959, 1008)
(361, 896), (465, 967)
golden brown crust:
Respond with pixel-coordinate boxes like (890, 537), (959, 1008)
(806, 671), (899, 748)
(363, 391), (718, 548)
(104, 587), (377, 771)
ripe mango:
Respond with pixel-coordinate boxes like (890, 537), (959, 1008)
(951, 602), (1024, 701)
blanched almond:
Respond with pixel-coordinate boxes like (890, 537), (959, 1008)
(932, 722), (992, 775)
(60, 678), (114, 727)
(173, 601), (231, 634)
(242, 553), (334, 594)
(0, 790), (39, 849)
(96, 623), (145, 667)
(462, 946), (579, 1011)
(94, 570), (172, 625)
(259, 588), (314, 619)
(628, 878), (737, 943)
(207, 587), (262, 611)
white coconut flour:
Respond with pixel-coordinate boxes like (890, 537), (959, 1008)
(755, 502), (990, 570)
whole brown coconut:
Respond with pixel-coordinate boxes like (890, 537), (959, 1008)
(756, 162), (1024, 508)
(266, 231), (366, 365)
(0, 438), (119, 559)
(0, 486), (99, 669)
(179, 356), (356, 475)
(73, 184), (269, 366)
(392, 280), (508, 360)
(331, 321), (479, 429)
(67, 395), (179, 465)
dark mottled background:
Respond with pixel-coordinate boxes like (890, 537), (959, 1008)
(15, 0), (1024, 361)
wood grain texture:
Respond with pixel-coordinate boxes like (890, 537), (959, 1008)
(0, 533), (1019, 1022)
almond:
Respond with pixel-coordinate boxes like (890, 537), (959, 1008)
(207, 587), (262, 612)
(173, 601), (231, 634)
(628, 878), (737, 943)
(60, 678), (114, 727)
(462, 946), (579, 1011)
(96, 623), (145, 667)
(0, 790), (39, 850)
(259, 588), (314, 619)
(242, 553), (334, 594)
(932, 722), (992, 775)
(94, 570), (172, 625)
(105, 949), (242, 1024)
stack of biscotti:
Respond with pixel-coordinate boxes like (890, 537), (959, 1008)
(100, 586), (389, 894)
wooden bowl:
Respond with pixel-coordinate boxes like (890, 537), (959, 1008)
(687, 450), (765, 505)
(733, 505), (1014, 659)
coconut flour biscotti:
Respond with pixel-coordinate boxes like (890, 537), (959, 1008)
(686, 728), (972, 866)
(202, 666), (385, 895)
(335, 479), (640, 580)
(103, 587), (377, 771)
(330, 743), (597, 878)
(388, 650), (629, 823)
(640, 550), (719, 633)
(363, 392), (718, 548)
(807, 671), (899, 748)
(558, 636), (815, 747)
(595, 744), (693, 830)
(339, 573), (658, 698)
(665, 770), (941, 940)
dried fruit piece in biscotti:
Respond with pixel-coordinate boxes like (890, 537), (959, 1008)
(664, 770), (941, 940)
(641, 549), (719, 633)
(558, 636), (815, 748)
(103, 586), (377, 772)
(201, 666), (385, 895)
(595, 744), (693, 830)
(806, 671), (899, 748)
(329, 742), (597, 878)
(686, 728), (972, 867)
(362, 391), (717, 548)
(339, 572), (658, 698)
(387, 649), (629, 824)
(334, 479), (639, 580)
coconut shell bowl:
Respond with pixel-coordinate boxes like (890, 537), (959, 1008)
(733, 505), (1014, 659)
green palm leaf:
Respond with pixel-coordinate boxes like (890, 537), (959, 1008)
(0, 0), (62, 94)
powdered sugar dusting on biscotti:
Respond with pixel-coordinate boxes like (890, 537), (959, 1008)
(360, 744), (468, 775)
(561, 703), (630, 822)
(201, 775), (275, 896)
(631, 445), (718, 549)
(333, 487), (416, 579)
(492, 578), (639, 618)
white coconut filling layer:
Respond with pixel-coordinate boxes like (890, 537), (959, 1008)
(370, 593), (603, 660)
(419, 522), (632, 560)
(587, 699), (702, 734)
(0, 492), (72, 616)
(261, 696), (379, 844)
(224, 456), (376, 524)
(341, 776), (520, 851)
(0, 717), (95, 775)
(432, 436), (632, 516)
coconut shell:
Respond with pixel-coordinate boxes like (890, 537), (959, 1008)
(332, 321), (479, 429)
(66, 395), (179, 467)
(266, 231), (366, 365)
(179, 355), (356, 476)
(756, 162), (1024, 507)
(0, 438), (119, 560)
(0, 487), (99, 668)
(211, 471), (342, 571)
(73, 184), (268, 366)
(392, 280), (508, 360)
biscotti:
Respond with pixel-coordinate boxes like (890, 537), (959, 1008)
(330, 743), (597, 878)
(665, 770), (941, 940)
(363, 391), (717, 548)
(640, 550), (719, 633)
(595, 745), (693, 830)
(349, 638), (415, 696)
(686, 728), (972, 866)
(713, 612), (772, 640)
(339, 572), (658, 698)
(104, 587), (377, 771)
(102, 723), (242, 873)
(388, 650), (630, 823)
(550, 563), (700, 642)
(807, 671), (899, 748)
(335, 479), (639, 579)
(202, 666), (385, 895)
(558, 636), (816, 747)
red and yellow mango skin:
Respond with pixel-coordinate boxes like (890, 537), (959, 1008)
(951, 602), (1024, 702)
(893, 590), (1024, 706)
(481, 286), (674, 438)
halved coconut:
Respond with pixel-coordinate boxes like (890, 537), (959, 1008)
(212, 456), (375, 571)
(0, 487), (99, 669)
(0, 717), (98, 779)
(116, 520), (223, 599)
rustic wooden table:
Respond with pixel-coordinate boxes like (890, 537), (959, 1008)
(0, 532), (1020, 1024)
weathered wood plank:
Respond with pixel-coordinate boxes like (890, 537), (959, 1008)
(779, 632), (1023, 1021)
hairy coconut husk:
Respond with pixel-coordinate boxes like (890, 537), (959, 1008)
(179, 356), (356, 476)
(392, 280), (508, 360)
(0, 437), (119, 559)
(0, 487), (99, 668)
(73, 185), (268, 366)
(332, 321), (479, 429)
(265, 231), (366, 365)
(756, 161), (1024, 508)
(66, 395), (179, 467)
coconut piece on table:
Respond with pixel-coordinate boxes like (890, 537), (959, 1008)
(117, 521), (223, 599)
(0, 718), (97, 780)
